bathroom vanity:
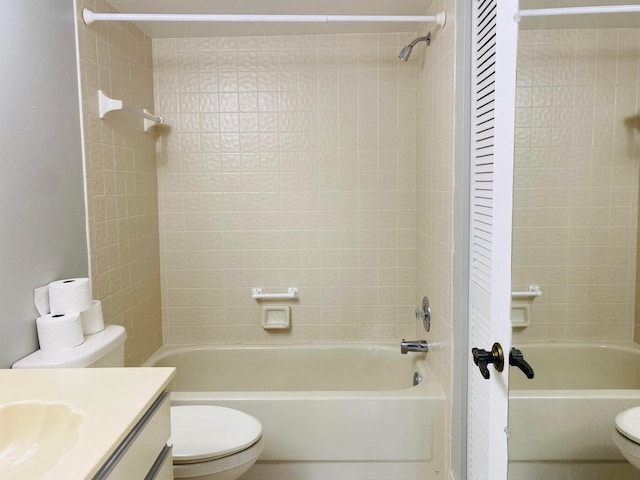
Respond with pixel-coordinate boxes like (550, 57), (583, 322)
(0, 367), (175, 479)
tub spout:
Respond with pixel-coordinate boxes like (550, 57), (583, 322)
(401, 339), (428, 354)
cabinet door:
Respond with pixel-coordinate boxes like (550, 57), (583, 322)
(93, 393), (171, 480)
(145, 445), (173, 480)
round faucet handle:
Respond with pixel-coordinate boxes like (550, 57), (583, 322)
(415, 296), (431, 332)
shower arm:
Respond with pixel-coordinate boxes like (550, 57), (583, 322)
(407, 34), (431, 48)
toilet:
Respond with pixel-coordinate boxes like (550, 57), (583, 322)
(613, 406), (640, 469)
(171, 405), (263, 480)
(12, 325), (264, 480)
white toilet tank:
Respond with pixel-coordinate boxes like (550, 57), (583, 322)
(12, 325), (127, 368)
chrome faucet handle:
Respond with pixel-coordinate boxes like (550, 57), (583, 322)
(415, 296), (431, 332)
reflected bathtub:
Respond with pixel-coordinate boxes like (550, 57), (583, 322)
(509, 343), (640, 480)
(144, 344), (445, 480)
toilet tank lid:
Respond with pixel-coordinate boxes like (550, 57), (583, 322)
(12, 325), (127, 369)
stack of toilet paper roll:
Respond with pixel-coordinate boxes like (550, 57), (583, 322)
(35, 278), (105, 352)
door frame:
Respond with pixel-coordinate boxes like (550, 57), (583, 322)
(451, 0), (473, 478)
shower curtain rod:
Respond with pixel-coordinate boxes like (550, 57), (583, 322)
(517, 4), (640, 21)
(82, 8), (447, 27)
(98, 90), (163, 132)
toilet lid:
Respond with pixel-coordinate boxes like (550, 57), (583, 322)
(170, 406), (262, 463)
(616, 407), (640, 443)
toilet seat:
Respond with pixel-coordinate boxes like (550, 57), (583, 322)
(170, 406), (262, 464)
(616, 407), (640, 443)
(173, 437), (264, 479)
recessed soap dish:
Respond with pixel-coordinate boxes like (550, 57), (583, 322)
(511, 302), (530, 328)
(262, 306), (290, 330)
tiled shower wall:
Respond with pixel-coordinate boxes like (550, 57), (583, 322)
(76, 0), (163, 365)
(153, 34), (420, 344)
(415, 0), (456, 475)
(512, 29), (640, 344)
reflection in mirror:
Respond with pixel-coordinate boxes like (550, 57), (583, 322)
(507, 19), (640, 480)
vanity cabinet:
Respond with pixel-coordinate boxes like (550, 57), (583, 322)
(93, 392), (172, 480)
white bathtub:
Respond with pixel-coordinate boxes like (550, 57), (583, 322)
(144, 344), (445, 480)
(509, 343), (640, 480)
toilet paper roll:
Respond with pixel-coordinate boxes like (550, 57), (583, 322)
(48, 278), (92, 315)
(36, 312), (84, 352)
(80, 300), (105, 335)
(33, 286), (50, 316)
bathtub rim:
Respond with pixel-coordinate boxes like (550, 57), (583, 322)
(514, 341), (640, 353)
(144, 342), (421, 368)
(510, 341), (640, 396)
(142, 343), (444, 398)
(145, 341), (414, 361)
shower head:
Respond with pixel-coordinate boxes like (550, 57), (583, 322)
(398, 45), (413, 61)
(398, 32), (431, 61)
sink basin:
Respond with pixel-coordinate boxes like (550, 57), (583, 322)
(0, 401), (84, 480)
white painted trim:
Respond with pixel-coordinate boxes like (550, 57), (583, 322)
(451, 0), (472, 478)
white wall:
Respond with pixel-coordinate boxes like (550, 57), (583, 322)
(153, 33), (420, 345)
(75, 0), (162, 366)
(512, 28), (640, 344)
(415, 0), (457, 476)
(0, 0), (88, 368)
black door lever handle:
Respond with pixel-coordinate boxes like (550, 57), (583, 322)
(471, 343), (504, 379)
(509, 347), (534, 379)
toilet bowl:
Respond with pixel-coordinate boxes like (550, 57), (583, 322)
(613, 406), (640, 469)
(171, 405), (264, 480)
(12, 325), (263, 480)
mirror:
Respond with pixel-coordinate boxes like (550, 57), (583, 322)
(508, 15), (640, 480)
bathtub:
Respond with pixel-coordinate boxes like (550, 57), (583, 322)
(144, 344), (445, 480)
(508, 343), (640, 480)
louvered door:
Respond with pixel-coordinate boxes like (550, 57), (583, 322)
(467, 1), (518, 479)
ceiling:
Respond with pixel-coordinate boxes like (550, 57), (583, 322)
(101, 1), (640, 37)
